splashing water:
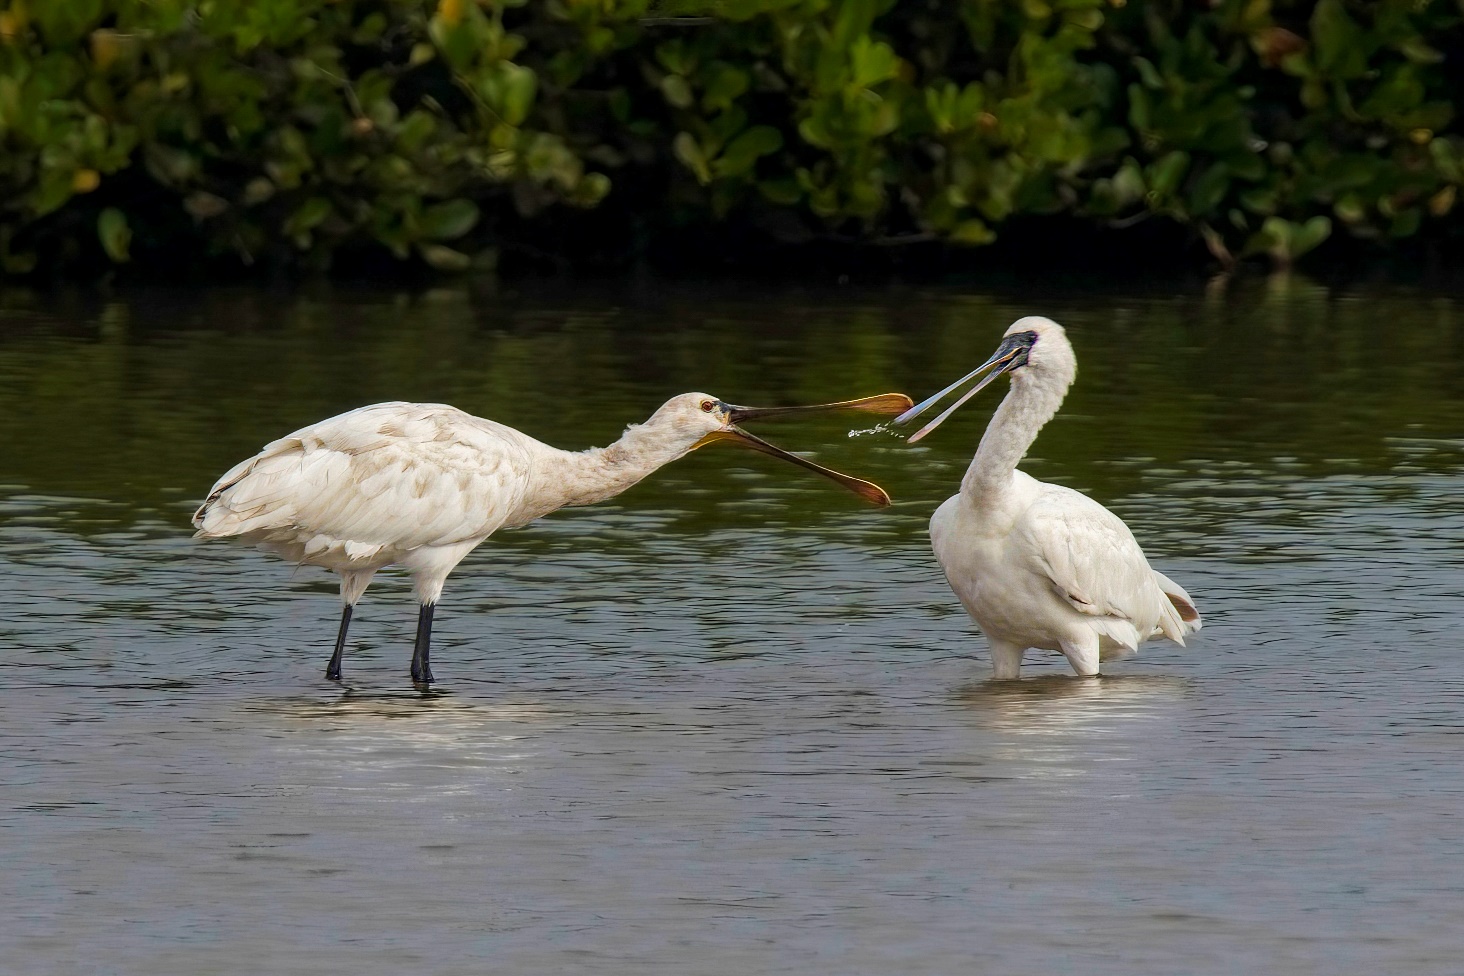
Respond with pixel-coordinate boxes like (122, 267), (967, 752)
(847, 422), (899, 438)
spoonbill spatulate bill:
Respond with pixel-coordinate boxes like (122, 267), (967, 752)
(194, 392), (911, 686)
(894, 317), (1200, 679)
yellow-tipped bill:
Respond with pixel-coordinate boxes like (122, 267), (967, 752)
(727, 393), (914, 423)
(696, 393), (912, 506)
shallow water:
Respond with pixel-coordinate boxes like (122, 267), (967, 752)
(4, 278), (1464, 973)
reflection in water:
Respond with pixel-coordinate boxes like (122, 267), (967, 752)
(243, 694), (558, 800)
(250, 690), (557, 726)
(955, 675), (1192, 780)
(959, 672), (1192, 728)
(3, 280), (1464, 975)
(3, 278), (1463, 518)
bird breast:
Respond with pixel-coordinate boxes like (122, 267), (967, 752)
(930, 489), (1092, 652)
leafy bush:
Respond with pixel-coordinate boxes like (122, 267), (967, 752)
(0, 0), (615, 272)
(0, 0), (1460, 274)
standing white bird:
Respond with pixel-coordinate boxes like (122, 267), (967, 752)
(893, 317), (1200, 679)
(193, 392), (910, 685)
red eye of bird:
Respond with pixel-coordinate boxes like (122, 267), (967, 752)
(700, 400), (715, 412)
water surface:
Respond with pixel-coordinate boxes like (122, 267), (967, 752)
(3, 278), (1464, 974)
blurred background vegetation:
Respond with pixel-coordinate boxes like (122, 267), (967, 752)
(1, 0), (1460, 277)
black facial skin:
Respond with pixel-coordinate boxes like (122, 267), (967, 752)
(993, 330), (1039, 372)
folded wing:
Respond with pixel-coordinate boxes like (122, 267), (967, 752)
(192, 402), (538, 561)
(1014, 484), (1194, 649)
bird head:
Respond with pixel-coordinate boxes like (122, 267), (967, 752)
(644, 391), (912, 506)
(892, 315), (1076, 443)
(998, 316), (1074, 375)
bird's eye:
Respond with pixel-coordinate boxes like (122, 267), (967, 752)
(700, 400), (715, 412)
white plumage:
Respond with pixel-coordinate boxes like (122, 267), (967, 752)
(896, 317), (1200, 679)
(194, 392), (908, 685)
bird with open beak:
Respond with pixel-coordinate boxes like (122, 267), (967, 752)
(193, 390), (912, 684)
(690, 393), (913, 505)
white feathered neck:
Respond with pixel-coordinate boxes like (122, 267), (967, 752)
(961, 327), (1078, 505)
(521, 416), (704, 518)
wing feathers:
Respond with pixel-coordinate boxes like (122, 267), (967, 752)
(1019, 483), (1196, 648)
(1153, 569), (1202, 633)
(192, 403), (536, 559)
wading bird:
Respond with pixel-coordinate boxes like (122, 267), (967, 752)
(194, 393), (910, 685)
(894, 317), (1200, 678)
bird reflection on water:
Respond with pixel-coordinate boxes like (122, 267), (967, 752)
(248, 688), (558, 728)
(243, 692), (557, 794)
(957, 674), (1193, 766)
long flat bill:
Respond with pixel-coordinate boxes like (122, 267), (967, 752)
(699, 428), (892, 506)
(728, 394), (913, 423)
(905, 368), (1007, 443)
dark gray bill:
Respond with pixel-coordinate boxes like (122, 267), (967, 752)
(893, 333), (1035, 443)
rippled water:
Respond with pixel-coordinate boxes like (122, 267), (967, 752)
(4, 278), (1464, 973)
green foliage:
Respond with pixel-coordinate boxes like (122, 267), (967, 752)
(0, 0), (1460, 273)
(0, 0), (604, 272)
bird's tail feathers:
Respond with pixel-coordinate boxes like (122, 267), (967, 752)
(1152, 570), (1201, 642)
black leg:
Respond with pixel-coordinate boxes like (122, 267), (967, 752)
(410, 603), (436, 684)
(326, 604), (353, 681)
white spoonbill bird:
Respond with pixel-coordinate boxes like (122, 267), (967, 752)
(894, 317), (1200, 679)
(194, 392), (910, 685)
